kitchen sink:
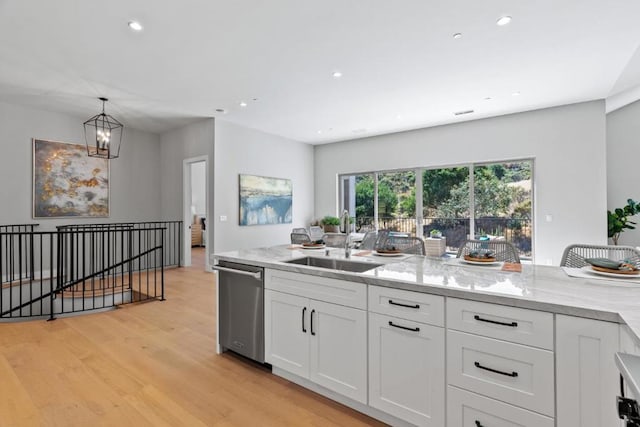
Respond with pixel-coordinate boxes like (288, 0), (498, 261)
(285, 256), (383, 273)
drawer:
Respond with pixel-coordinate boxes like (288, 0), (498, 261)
(447, 330), (554, 416)
(265, 269), (367, 309)
(368, 285), (444, 327)
(447, 386), (554, 427)
(447, 298), (554, 350)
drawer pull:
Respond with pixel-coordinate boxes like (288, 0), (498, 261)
(388, 321), (420, 332)
(474, 361), (518, 378)
(474, 314), (518, 328)
(310, 309), (316, 336)
(475, 421), (484, 427)
(302, 307), (307, 333)
(388, 299), (420, 309)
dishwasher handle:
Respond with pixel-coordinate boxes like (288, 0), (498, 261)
(212, 265), (262, 280)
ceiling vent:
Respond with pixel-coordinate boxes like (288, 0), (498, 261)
(453, 109), (474, 116)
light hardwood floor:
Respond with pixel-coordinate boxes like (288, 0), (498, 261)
(0, 248), (385, 426)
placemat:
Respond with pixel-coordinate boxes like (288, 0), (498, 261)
(563, 267), (640, 283)
(444, 257), (504, 271)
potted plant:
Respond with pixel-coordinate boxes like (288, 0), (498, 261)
(429, 229), (443, 239)
(608, 198), (640, 245)
(321, 215), (341, 233)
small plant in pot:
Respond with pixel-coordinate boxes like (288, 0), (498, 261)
(321, 215), (341, 233)
(608, 198), (640, 245)
(429, 229), (443, 239)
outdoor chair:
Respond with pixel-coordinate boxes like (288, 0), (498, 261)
(377, 234), (426, 255)
(456, 239), (520, 263)
(309, 226), (324, 240)
(560, 244), (640, 268)
(358, 231), (378, 250)
(292, 227), (308, 234)
(291, 232), (311, 245)
(322, 233), (348, 248)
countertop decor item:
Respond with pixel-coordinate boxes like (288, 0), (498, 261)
(321, 215), (340, 232)
(608, 199), (640, 245)
(83, 97), (123, 160)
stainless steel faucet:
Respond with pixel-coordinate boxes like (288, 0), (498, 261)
(341, 210), (351, 258)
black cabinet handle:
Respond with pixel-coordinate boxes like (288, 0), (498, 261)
(388, 321), (420, 332)
(310, 309), (316, 336)
(475, 421), (483, 427)
(474, 361), (518, 377)
(388, 299), (420, 309)
(302, 307), (307, 333)
(474, 314), (518, 328)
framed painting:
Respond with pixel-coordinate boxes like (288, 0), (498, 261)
(32, 138), (109, 218)
(239, 174), (292, 226)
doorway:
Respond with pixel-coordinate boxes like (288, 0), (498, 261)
(183, 156), (209, 270)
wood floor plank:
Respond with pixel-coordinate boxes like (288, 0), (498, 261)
(0, 248), (385, 426)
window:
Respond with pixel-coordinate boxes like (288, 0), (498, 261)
(422, 166), (470, 252)
(339, 159), (533, 259)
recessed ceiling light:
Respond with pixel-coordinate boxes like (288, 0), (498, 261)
(128, 21), (143, 31)
(317, 130), (323, 134)
(239, 102), (247, 107)
(453, 33), (462, 39)
(332, 71), (343, 78)
(496, 16), (512, 26)
(512, 91), (521, 96)
(396, 114), (403, 120)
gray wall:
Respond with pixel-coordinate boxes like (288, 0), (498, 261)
(314, 101), (608, 265)
(0, 102), (162, 230)
(159, 118), (215, 267)
(214, 120), (314, 252)
(607, 99), (640, 246)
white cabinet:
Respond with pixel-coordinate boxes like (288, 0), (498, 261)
(447, 386), (554, 427)
(309, 299), (367, 402)
(264, 290), (309, 378)
(556, 315), (620, 427)
(368, 312), (445, 426)
(264, 288), (368, 404)
(447, 330), (555, 417)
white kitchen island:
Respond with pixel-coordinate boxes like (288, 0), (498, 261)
(213, 245), (640, 427)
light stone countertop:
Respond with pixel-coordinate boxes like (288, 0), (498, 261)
(212, 245), (640, 346)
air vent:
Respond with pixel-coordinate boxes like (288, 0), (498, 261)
(454, 110), (474, 116)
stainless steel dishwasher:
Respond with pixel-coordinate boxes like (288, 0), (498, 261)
(214, 261), (265, 363)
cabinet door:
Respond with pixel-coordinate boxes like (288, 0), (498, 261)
(369, 312), (445, 426)
(309, 300), (367, 403)
(264, 290), (309, 378)
(556, 315), (619, 427)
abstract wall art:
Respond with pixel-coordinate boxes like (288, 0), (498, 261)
(33, 139), (109, 218)
(239, 174), (292, 226)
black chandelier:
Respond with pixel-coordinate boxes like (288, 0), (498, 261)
(84, 97), (123, 159)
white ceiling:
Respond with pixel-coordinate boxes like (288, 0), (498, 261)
(1, 0), (640, 144)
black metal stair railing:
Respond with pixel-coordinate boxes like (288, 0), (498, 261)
(0, 221), (182, 321)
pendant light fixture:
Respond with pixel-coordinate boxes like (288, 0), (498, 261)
(84, 97), (123, 159)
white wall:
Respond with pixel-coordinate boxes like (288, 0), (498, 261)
(190, 161), (206, 215)
(607, 99), (640, 246)
(315, 101), (608, 264)
(160, 118), (215, 266)
(214, 120), (314, 252)
(0, 102), (162, 230)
